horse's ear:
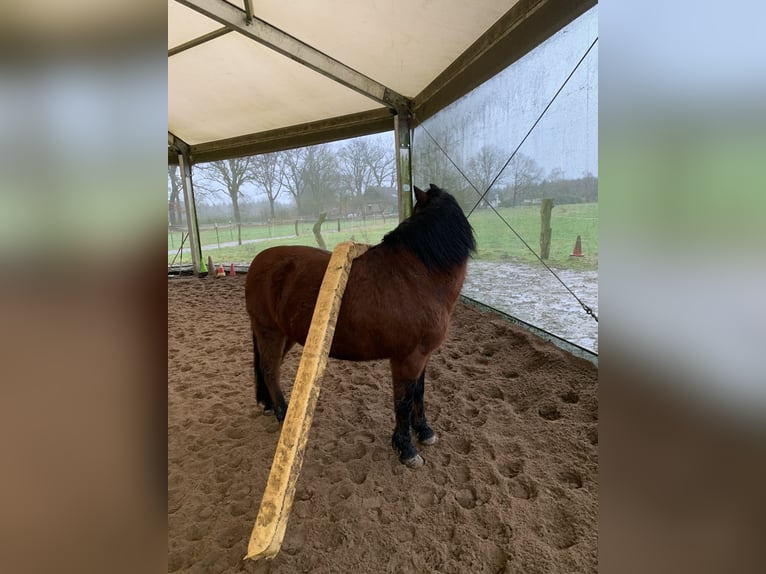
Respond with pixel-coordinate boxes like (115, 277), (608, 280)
(427, 183), (443, 197)
(414, 186), (428, 204)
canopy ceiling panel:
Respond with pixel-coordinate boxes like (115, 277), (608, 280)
(169, 32), (380, 145)
(249, 0), (519, 98)
(168, 0), (596, 163)
(167, 1), (222, 49)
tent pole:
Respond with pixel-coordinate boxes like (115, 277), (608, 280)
(178, 149), (203, 275)
(394, 110), (412, 222)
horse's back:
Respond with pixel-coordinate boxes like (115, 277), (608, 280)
(246, 245), (330, 340)
(246, 244), (463, 362)
(247, 245), (330, 276)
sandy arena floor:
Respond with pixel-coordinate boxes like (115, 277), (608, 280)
(168, 275), (598, 573)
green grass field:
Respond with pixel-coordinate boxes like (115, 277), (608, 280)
(470, 203), (598, 270)
(167, 216), (401, 251)
(168, 203), (597, 271)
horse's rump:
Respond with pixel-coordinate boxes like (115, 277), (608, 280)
(246, 244), (327, 338)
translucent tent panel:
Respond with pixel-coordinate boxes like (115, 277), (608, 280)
(413, 6), (598, 352)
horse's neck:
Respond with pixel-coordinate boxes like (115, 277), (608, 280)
(403, 255), (467, 307)
(364, 244), (467, 297)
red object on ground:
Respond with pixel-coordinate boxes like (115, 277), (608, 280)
(571, 235), (583, 257)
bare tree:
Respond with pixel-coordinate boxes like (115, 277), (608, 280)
(466, 145), (507, 208)
(365, 135), (396, 187)
(504, 153), (543, 207)
(281, 147), (307, 214)
(167, 165), (183, 226)
(197, 158), (257, 245)
(302, 144), (340, 215)
(339, 139), (372, 200)
(338, 136), (395, 212)
(279, 145), (340, 216)
(413, 124), (470, 208)
(249, 152), (284, 220)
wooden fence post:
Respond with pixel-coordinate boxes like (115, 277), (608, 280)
(313, 213), (327, 250)
(540, 198), (554, 259)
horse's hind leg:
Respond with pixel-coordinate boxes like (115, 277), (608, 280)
(411, 368), (437, 446)
(254, 327), (291, 423)
(252, 332), (274, 414)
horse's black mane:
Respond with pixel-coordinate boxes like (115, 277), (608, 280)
(381, 184), (476, 271)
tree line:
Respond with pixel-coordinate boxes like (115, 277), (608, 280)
(168, 135), (395, 244)
(413, 128), (597, 209)
(168, 137), (597, 243)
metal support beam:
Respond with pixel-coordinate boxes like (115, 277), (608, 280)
(176, 142), (203, 275)
(168, 131), (190, 156)
(243, 0), (253, 24)
(168, 26), (231, 57)
(178, 108), (394, 164)
(394, 110), (413, 222)
(175, 0), (410, 111)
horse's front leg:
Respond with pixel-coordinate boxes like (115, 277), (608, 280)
(411, 368), (437, 446)
(390, 356), (427, 468)
(392, 379), (421, 467)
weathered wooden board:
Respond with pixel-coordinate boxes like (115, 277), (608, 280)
(246, 241), (371, 561)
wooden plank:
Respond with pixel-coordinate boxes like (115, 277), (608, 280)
(245, 241), (371, 561)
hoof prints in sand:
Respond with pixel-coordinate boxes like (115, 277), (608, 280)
(168, 276), (598, 573)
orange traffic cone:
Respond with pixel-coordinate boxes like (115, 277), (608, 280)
(229, 263), (236, 277)
(215, 264), (226, 278)
(571, 235), (583, 257)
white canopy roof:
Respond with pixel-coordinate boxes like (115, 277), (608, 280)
(168, 0), (595, 163)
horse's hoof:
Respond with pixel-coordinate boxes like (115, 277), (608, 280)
(420, 434), (438, 446)
(403, 454), (425, 468)
(263, 407), (274, 416)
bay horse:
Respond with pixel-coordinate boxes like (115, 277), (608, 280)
(245, 184), (475, 467)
